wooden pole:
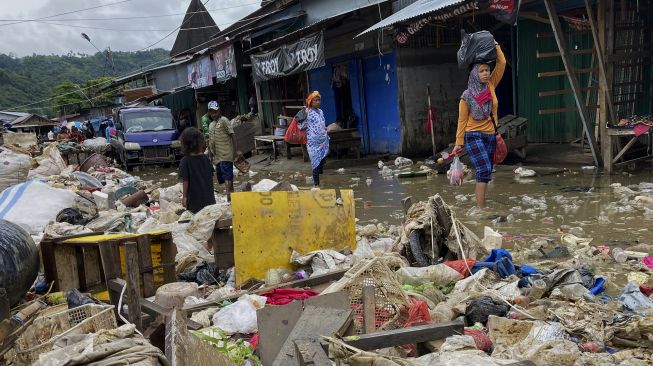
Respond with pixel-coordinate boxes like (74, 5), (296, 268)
(585, 0), (618, 127)
(124, 242), (143, 331)
(544, 0), (603, 167)
(427, 84), (436, 157)
(362, 285), (376, 334)
(255, 81), (264, 135)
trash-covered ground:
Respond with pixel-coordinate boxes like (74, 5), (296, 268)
(1, 142), (652, 365)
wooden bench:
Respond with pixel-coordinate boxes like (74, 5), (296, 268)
(328, 128), (362, 159)
(604, 127), (653, 172)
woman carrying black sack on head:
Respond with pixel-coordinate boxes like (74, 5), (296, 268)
(452, 40), (505, 210)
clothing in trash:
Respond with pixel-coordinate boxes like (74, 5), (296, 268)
(261, 288), (320, 305)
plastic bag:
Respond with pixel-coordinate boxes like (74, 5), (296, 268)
(404, 298), (432, 327)
(187, 204), (230, 242)
(284, 118), (307, 145)
(494, 134), (507, 164)
(0, 181), (77, 235)
(212, 294), (267, 335)
(28, 144), (67, 179)
(465, 296), (510, 325)
(457, 30), (497, 69)
(448, 156), (465, 186)
(0, 150), (31, 192)
(396, 264), (463, 287)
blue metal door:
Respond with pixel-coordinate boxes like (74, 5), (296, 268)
(362, 51), (400, 154)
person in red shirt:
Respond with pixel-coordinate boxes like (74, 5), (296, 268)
(69, 126), (85, 143)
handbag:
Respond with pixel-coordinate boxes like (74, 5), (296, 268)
(284, 118), (307, 145)
(491, 115), (507, 164)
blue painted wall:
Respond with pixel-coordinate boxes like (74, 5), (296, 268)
(308, 65), (337, 124)
(363, 51), (400, 154)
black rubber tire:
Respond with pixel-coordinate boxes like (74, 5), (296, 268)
(409, 230), (430, 267)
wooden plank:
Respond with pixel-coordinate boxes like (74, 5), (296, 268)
(342, 320), (464, 351)
(124, 242), (143, 330)
(608, 128), (637, 136)
(304, 292), (349, 310)
(613, 154), (653, 167)
(539, 86), (597, 97)
(539, 107), (578, 114)
(536, 48), (593, 58)
(544, 0), (602, 166)
(613, 136), (642, 163)
(272, 306), (352, 366)
(362, 286), (375, 334)
(40, 240), (59, 291)
(136, 235), (155, 298)
(257, 301), (303, 365)
(54, 245), (79, 292)
(213, 227), (235, 270)
(83, 247), (102, 289)
(293, 339), (332, 366)
(538, 68), (596, 77)
(158, 233), (177, 285)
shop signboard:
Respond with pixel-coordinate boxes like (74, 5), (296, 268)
(251, 32), (325, 82)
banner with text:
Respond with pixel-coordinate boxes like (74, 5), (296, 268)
(213, 45), (237, 83)
(395, 0), (520, 44)
(251, 32), (325, 82)
(187, 56), (213, 89)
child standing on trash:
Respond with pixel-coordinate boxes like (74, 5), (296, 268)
(179, 127), (216, 216)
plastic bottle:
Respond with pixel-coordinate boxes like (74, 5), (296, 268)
(612, 247), (627, 263)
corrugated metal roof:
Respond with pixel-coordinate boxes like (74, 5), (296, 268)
(357, 0), (467, 36)
(249, 0), (386, 53)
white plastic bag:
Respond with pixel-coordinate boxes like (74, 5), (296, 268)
(394, 157), (413, 168)
(0, 180), (76, 235)
(27, 144), (67, 179)
(481, 226), (503, 251)
(81, 137), (110, 153)
(212, 294), (267, 335)
(395, 264), (463, 287)
(0, 150), (31, 192)
(447, 157), (464, 186)
(187, 203), (230, 242)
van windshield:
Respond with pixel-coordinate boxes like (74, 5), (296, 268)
(122, 111), (174, 133)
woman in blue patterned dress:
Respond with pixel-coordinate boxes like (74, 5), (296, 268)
(302, 91), (329, 188)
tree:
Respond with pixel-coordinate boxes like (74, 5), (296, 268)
(51, 76), (122, 116)
(51, 82), (84, 116)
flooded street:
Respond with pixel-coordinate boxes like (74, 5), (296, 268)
(137, 162), (653, 246)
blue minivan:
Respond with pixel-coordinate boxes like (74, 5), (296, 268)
(111, 106), (182, 170)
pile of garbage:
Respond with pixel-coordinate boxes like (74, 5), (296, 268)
(1, 135), (652, 365)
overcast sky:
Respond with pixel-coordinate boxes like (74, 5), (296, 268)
(0, 0), (261, 57)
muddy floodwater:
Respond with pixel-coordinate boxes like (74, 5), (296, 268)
(137, 163), (653, 246)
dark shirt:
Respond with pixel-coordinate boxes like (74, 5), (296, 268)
(178, 154), (216, 214)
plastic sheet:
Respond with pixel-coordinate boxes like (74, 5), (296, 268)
(0, 220), (39, 306)
(0, 150), (31, 192)
(28, 144), (67, 179)
(0, 181), (77, 235)
(212, 294), (267, 335)
(395, 265), (463, 287)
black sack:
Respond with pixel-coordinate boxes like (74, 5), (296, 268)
(457, 30), (497, 69)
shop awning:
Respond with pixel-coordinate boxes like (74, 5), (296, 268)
(357, 0), (468, 36)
